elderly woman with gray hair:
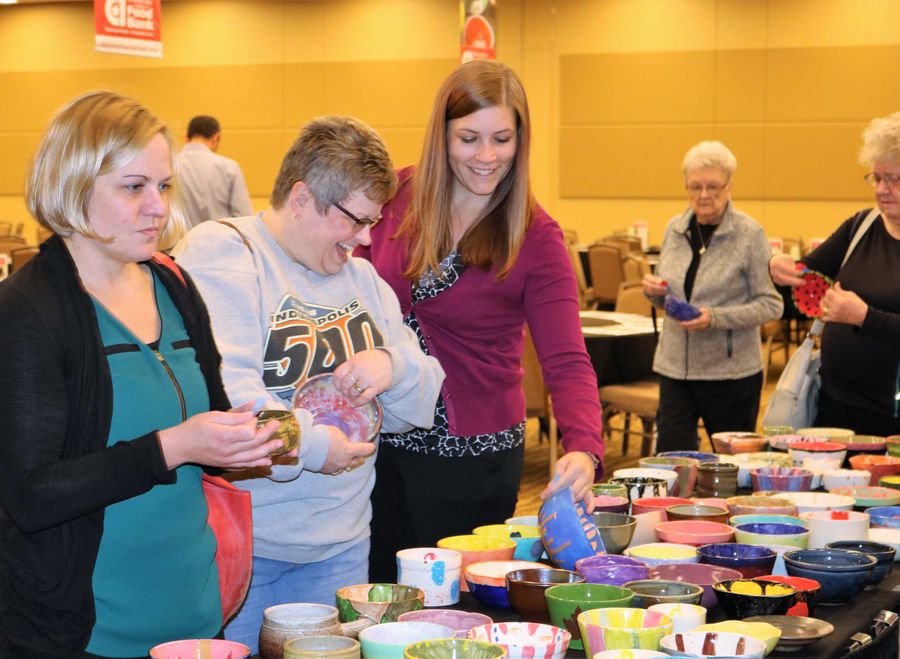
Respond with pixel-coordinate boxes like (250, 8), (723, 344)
(643, 141), (783, 452)
(770, 112), (900, 436)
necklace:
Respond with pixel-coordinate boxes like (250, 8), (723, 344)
(694, 221), (708, 255)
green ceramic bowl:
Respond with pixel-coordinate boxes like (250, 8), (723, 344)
(544, 582), (634, 650)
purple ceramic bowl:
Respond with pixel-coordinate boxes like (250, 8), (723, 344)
(592, 495), (630, 514)
(574, 554), (650, 586)
(750, 467), (814, 492)
(649, 562), (744, 609)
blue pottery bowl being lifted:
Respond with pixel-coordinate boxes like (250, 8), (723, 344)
(538, 488), (606, 570)
(783, 548), (877, 603)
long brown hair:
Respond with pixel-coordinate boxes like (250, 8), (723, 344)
(400, 60), (534, 281)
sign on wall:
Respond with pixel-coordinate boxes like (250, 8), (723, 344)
(94, 0), (162, 58)
(460, 0), (496, 63)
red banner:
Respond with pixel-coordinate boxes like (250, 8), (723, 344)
(95, 0), (162, 58)
(460, 0), (497, 63)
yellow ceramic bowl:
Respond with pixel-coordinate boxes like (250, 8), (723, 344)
(472, 524), (543, 561)
(437, 535), (516, 592)
(623, 542), (699, 566)
(577, 607), (674, 656)
(695, 621), (782, 655)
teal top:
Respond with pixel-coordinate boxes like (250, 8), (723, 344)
(86, 272), (220, 656)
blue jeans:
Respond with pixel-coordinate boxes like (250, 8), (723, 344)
(224, 538), (370, 655)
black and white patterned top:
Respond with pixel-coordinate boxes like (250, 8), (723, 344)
(379, 250), (525, 457)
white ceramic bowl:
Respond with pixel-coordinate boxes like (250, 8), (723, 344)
(868, 527), (900, 561)
(801, 510), (870, 549)
(755, 491), (855, 514)
(467, 622), (570, 659)
(647, 603), (707, 634)
(614, 468), (679, 495)
(787, 442), (847, 472)
(823, 469), (872, 490)
(660, 630), (766, 659)
(719, 452), (792, 489)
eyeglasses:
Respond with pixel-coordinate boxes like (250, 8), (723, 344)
(686, 182), (727, 197)
(864, 172), (900, 189)
(333, 201), (381, 233)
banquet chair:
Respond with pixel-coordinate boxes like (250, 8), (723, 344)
(760, 319), (790, 390)
(588, 243), (625, 309)
(10, 246), (39, 273)
(598, 379), (659, 457)
(568, 243), (597, 309)
(622, 254), (650, 283)
(604, 235), (643, 255)
(614, 281), (653, 316)
(0, 235), (26, 256)
(522, 328), (558, 478)
(562, 228), (579, 246)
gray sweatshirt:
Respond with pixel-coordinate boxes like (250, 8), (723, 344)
(173, 215), (444, 563)
(649, 203), (784, 381)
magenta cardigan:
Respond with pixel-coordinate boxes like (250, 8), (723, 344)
(356, 168), (604, 468)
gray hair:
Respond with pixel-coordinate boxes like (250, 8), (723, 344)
(682, 140), (737, 180)
(859, 112), (900, 167)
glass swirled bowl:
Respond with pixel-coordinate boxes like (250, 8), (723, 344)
(292, 373), (382, 442)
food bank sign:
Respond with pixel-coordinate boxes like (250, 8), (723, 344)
(95, 0), (162, 58)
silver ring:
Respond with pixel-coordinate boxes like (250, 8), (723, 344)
(352, 383), (364, 395)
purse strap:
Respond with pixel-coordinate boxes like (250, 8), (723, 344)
(152, 251), (186, 287)
(840, 207), (880, 270)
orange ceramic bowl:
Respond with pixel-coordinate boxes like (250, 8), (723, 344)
(849, 455), (900, 485)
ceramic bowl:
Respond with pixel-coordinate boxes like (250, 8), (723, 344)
(801, 510), (870, 548)
(863, 505), (900, 529)
(726, 495), (797, 517)
(647, 603), (707, 634)
(654, 520), (735, 547)
(293, 373), (381, 442)
(712, 579), (797, 619)
(624, 579), (704, 608)
(624, 543), (699, 567)
(719, 452), (792, 489)
(887, 435), (900, 458)
(755, 491), (854, 514)
(593, 495), (631, 514)
(639, 457), (700, 497)
(692, 621), (782, 656)
(472, 524), (543, 562)
(749, 467), (813, 493)
(544, 583), (635, 650)
(783, 548), (877, 603)
(631, 497), (693, 518)
(359, 622), (458, 659)
(659, 631), (766, 659)
(403, 638), (505, 659)
(753, 575), (821, 617)
(592, 482), (629, 499)
(649, 563), (743, 609)
(665, 504), (730, 524)
(467, 622), (570, 659)
(710, 432), (768, 455)
(505, 515), (538, 526)
(867, 527), (900, 559)
(149, 640), (251, 659)
(590, 512), (639, 554)
(767, 434), (823, 452)
(437, 535), (516, 591)
(464, 560), (545, 610)
(696, 543), (777, 579)
(504, 567), (583, 623)
(848, 455), (900, 485)
(658, 450), (719, 463)
(795, 427), (854, 440)
(786, 441), (847, 471)
(397, 610), (494, 640)
(879, 475), (900, 491)
(594, 651), (669, 659)
(610, 476), (670, 502)
(822, 469), (872, 490)
(729, 514), (807, 528)
(575, 554), (650, 586)
(614, 468), (680, 495)
(538, 488), (605, 570)
(830, 434), (886, 456)
(733, 522), (811, 548)
(825, 540), (895, 585)
(577, 607), (674, 656)
(335, 584), (425, 625)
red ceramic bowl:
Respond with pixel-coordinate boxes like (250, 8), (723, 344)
(631, 497), (692, 518)
(655, 520), (735, 546)
(849, 455), (900, 485)
(753, 575), (821, 617)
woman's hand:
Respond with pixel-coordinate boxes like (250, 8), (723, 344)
(333, 349), (394, 406)
(317, 426), (377, 475)
(158, 410), (283, 470)
(540, 451), (596, 506)
(769, 253), (805, 287)
(679, 307), (711, 331)
(642, 274), (668, 297)
(822, 282), (868, 326)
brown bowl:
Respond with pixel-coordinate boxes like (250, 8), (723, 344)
(726, 495), (797, 517)
(505, 567), (584, 623)
(665, 504), (730, 524)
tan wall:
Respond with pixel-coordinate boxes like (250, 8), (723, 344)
(0, 0), (898, 248)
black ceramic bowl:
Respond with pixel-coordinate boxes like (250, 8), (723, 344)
(712, 578), (797, 619)
(825, 541), (896, 586)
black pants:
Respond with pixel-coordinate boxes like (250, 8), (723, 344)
(368, 442), (524, 583)
(815, 387), (900, 437)
(656, 372), (763, 453)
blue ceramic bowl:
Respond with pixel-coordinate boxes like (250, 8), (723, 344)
(750, 467), (814, 492)
(866, 506), (900, 529)
(538, 488), (605, 570)
(466, 580), (511, 610)
(783, 548), (877, 603)
(826, 540), (896, 586)
(658, 450), (719, 463)
(696, 543), (777, 579)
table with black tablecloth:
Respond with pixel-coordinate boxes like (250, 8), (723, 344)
(580, 311), (657, 387)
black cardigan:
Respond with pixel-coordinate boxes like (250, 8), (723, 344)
(0, 236), (230, 657)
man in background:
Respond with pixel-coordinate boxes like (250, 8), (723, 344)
(177, 115), (254, 226)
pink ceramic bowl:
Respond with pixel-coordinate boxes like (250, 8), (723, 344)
(592, 495), (630, 514)
(655, 520), (735, 546)
(649, 562), (743, 609)
(631, 497), (692, 518)
(849, 455), (900, 485)
(399, 610), (494, 639)
(727, 495), (797, 517)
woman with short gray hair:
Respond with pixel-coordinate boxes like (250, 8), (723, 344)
(644, 140), (783, 452)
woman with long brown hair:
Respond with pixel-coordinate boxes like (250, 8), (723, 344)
(358, 60), (604, 581)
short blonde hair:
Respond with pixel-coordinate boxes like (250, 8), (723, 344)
(26, 90), (187, 247)
(270, 115), (397, 212)
(682, 140), (738, 180)
(859, 112), (900, 167)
